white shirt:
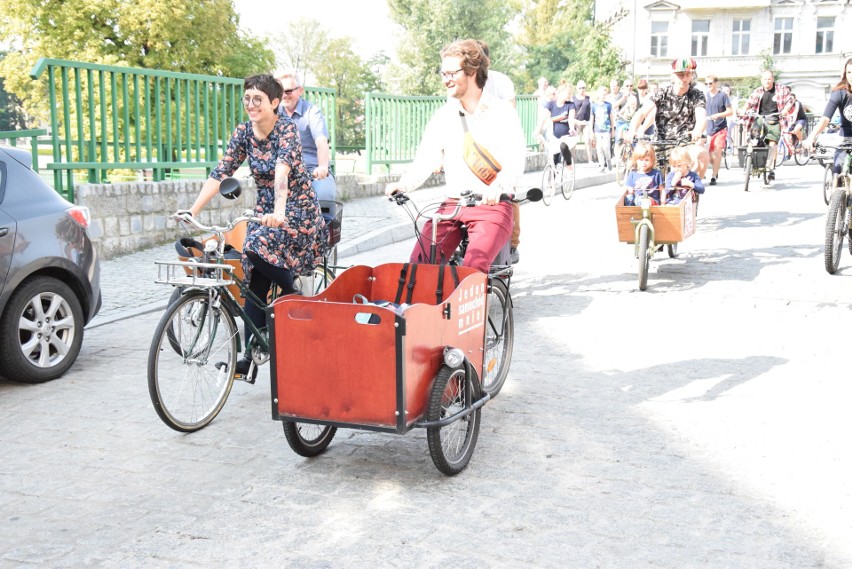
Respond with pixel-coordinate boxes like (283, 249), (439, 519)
(399, 93), (526, 198)
(483, 70), (516, 103)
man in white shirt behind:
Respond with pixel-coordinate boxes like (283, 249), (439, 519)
(385, 39), (526, 273)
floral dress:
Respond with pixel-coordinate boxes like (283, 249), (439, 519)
(209, 117), (327, 278)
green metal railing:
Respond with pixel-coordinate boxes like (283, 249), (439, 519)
(28, 58), (336, 201)
(365, 93), (542, 174)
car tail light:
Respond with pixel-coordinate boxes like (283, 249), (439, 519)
(66, 206), (91, 228)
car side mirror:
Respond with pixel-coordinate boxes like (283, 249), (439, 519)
(219, 177), (241, 200)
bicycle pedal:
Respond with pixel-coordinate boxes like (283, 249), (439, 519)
(234, 370), (257, 384)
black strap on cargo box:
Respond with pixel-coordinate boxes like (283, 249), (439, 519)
(405, 263), (418, 304)
(436, 264), (445, 303)
(394, 263), (409, 305)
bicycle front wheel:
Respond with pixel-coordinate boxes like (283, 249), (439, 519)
(481, 278), (513, 398)
(148, 290), (238, 432)
(825, 190), (847, 274)
(426, 365), (481, 476)
(743, 155), (752, 192)
(638, 224), (651, 291)
(283, 421), (337, 457)
(561, 163), (576, 200)
(541, 164), (554, 206)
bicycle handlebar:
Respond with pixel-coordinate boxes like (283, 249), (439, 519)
(389, 188), (542, 207)
(173, 210), (260, 234)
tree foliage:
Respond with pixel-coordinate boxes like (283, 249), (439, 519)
(312, 37), (385, 148)
(388, 0), (516, 95)
(268, 17), (330, 81)
(0, 0), (275, 122)
(0, 52), (27, 131)
(516, 0), (623, 91)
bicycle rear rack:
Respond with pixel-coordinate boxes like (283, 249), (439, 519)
(155, 260), (235, 288)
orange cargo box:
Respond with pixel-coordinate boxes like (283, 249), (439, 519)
(269, 263), (487, 433)
(614, 190), (697, 244)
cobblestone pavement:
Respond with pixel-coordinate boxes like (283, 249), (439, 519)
(88, 163), (612, 327)
(3, 162), (850, 567)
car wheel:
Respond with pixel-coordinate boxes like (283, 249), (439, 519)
(0, 276), (85, 383)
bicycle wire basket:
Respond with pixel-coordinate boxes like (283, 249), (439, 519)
(154, 260), (235, 288)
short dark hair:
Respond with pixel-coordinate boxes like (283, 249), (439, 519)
(243, 74), (283, 103)
(440, 39), (489, 89)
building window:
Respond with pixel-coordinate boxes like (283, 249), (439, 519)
(773, 18), (793, 54)
(651, 21), (668, 57)
(732, 19), (751, 56)
(816, 17), (834, 53)
(691, 20), (709, 57)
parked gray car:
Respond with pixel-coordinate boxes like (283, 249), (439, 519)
(0, 146), (101, 383)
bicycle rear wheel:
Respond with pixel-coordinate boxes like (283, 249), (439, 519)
(825, 190), (847, 274)
(541, 164), (554, 206)
(148, 290), (238, 432)
(794, 140), (810, 166)
(561, 163), (576, 200)
(823, 166), (835, 205)
(481, 278), (513, 398)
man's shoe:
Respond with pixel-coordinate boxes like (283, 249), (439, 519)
(768, 170), (776, 181)
(510, 247), (520, 265)
(709, 177), (717, 186)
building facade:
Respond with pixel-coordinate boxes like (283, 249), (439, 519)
(596, 0), (851, 111)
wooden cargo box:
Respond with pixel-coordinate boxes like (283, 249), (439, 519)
(614, 190), (697, 244)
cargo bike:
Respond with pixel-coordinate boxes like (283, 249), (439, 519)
(615, 190), (697, 291)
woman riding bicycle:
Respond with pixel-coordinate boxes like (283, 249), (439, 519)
(805, 57), (852, 176)
(384, 39), (526, 273)
(182, 73), (327, 378)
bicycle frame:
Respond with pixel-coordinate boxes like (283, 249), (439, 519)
(631, 194), (656, 257)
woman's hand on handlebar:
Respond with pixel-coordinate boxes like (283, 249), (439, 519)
(312, 165), (329, 180)
(260, 212), (287, 228)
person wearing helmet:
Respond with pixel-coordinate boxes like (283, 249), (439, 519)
(741, 70), (794, 181)
(626, 57), (709, 179)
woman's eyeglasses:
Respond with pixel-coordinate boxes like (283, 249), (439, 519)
(241, 96), (266, 108)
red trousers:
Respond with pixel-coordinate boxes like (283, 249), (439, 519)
(410, 201), (513, 273)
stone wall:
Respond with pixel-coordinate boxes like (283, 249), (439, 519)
(77, 151), (554, 260)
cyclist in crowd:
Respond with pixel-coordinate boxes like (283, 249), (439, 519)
(805, 57), (852, 175)
(590, 85), (616, 172)
(184, 73), (327, 379)
(573, 80), (592, 162)
(783, 93), (808, 148)
(740, 69), (794, 182)
(536, 82), (576, 166)
(626, 57), (710, 179)
(704, 74), (733, 185)
(277, 71), (337, 202)
(384, 38), (526, 274)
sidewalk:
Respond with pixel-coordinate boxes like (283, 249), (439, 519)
(88, 162), (613, 328)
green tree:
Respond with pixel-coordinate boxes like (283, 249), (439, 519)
(516, 0), (623, 90)
(313, 37), (384, 148)
(269, 18), (330, 81)
(388, 0), (516, 95)
(0, 0), (274, 122)
(0, 52), (27, 131)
